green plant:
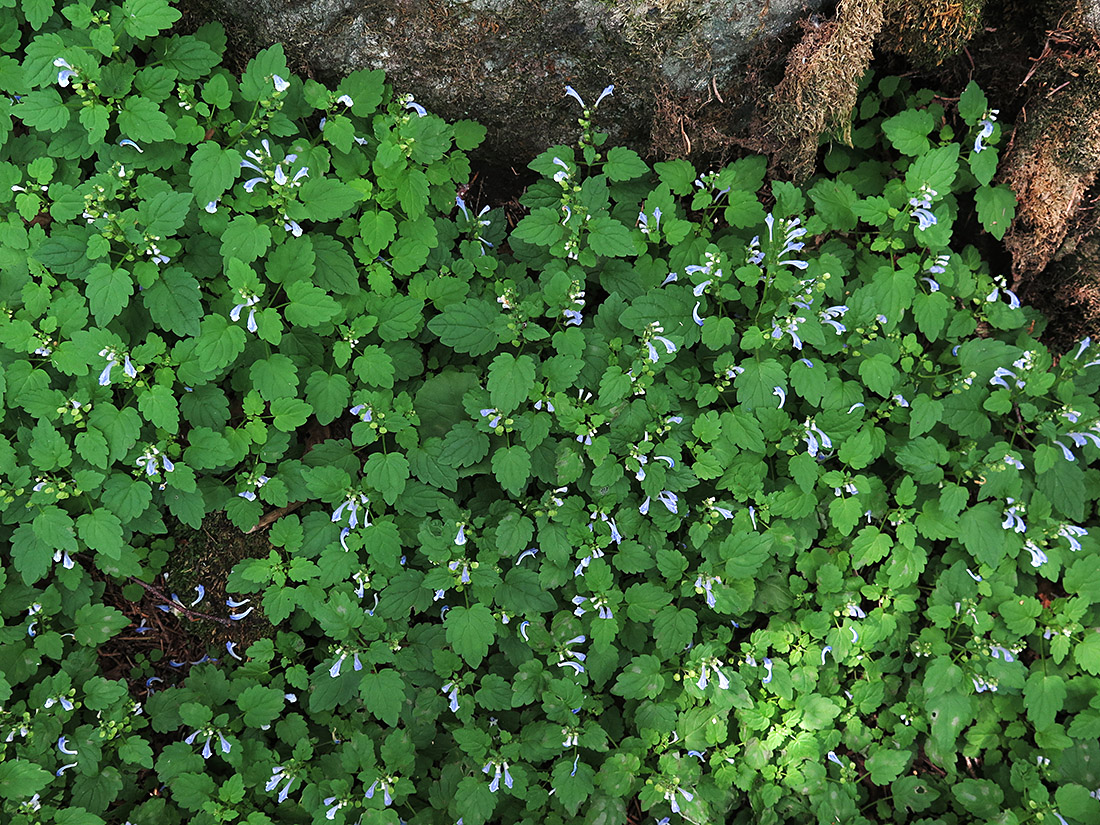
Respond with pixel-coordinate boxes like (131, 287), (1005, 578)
(0, 3), (1098, 825)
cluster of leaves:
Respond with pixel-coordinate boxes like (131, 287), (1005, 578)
(0, 1), (1098, 824)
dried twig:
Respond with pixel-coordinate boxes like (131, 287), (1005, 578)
(126, 577), (234, 627)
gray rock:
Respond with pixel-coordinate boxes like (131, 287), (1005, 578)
(192, 0), (827, 164)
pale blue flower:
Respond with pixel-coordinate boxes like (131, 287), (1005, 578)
(821, 646), (832, 665)
(58, 736), (78, 755)
(1053, 440), (1076, 462)
(272, 75), (290, 93)
(850, 627), (859, 643)
(827, 751), (844, 767)
(1058, 525), (1088, 552)
(56, 762), (78, 776)
(442, 681), (460, 712)
(119, 138), (144, 153)
(989, 644), (1015, 662)
(53, 57), (76, 87)
(665, 786), (694, 814)
(973, 109), (999, 153)
(639, 496), (651, 515)
(773, 386), (786, 408)
(336, 94), (354, 107)
(1002, 499), (1026, 533)
(1068, 431), (1100, 449)
(966, 568), (983, 582)
(404, 97), (427, 117)
(564, 84), (614, 110)
(517, 547), (538, 564)
(762, 657), (773, 684)
(229, 606), (254, 620)
(519, 620), (530, 641)
(226, 641), (243, 661)
(657, 490), (678, 514)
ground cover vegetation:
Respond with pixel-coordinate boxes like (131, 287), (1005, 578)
(1, 1), (1099, 824)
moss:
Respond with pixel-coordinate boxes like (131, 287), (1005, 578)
(762, 0), (885, 181)
(880, 0), (990, 68)
(1002, 54), (1100, 274)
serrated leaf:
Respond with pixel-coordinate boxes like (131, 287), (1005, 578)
(85, 265), (133, 325)
(445, 604), (496, 667)
(587, 215), (636, 257)
(974, 185), (1016, 241)
(77, 511), (123, 559)
(487, 353), (535, 412)
(1024, 670), (1066, 730)
(492, 445), (531, 496)
(882, 109), (934, 155)
(365, 452), (409, 505)
(604, 146), (649, 181)
(73, 603), (129, 646)
(236, 684), (284, 728)
(427, 299), (504, 356)
(360, 669), (405, 726)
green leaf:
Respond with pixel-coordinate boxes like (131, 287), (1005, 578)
(427, 299), (505, 356)
(100, 474), (152, 523)
(117, 95), (172, 142)
(492, 445), (531, 496)
(297, 176), (361, 221)
(652, 606), (697, 657)
(859, 353), (899, 397)
(86, 265), (133, 325)
(1075, 633), (1100, 675)
(139, 190), (192, 237)
(249, 353), (299, 401)
(360, 669), (405, 726)
(220, 214), (272, 262)
(612, 654), (665, 700)
(189, 143), (242, 206)
(734, 359), (785, 410)
(604, 146), (649, 181)
(194, 314), (246, 373)
(587, 215), (636, 257)
(29, 421), (72, 470)
(304, 371), (350, 425)
(137, 384), (179, 433)
(905, 144), (960, 200)
(445, 604), (496, 667)
(1024, 670), (1066, 730)
(882, 109), (934, 155)
(74, 603), (129, 646)
(77, 511), (124, 559)
(809, 179), (858, 231)
(270, 397), (312, 432)
(551, 757), (595, 816)
(974, 185), (1016, 241)
(958, 81), (988, 125)
(353, 345), (395, 388)
(236, 684), (284, 728)
(143, 267), (202, 337)
(512, 207), (565, 247)
(488, 353), (536, 412)
(121, 0), (181, 39)
(10, 523), (51, 584)
(285, 281), (340, 327)
(33, 505), (77, 555)
(15, 89), (69, 132)
(865, 747), (910, 785)
(957, 503), (1006, 567)
(359, 209), (397, 255)
(850, 527), (892, 568)
(654, 159), (696, 195)
(952, 779), (1004, 818)
(453, 119), (487, 150)
(365, 452), (409, 505)
(0, 760), (52, 800)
